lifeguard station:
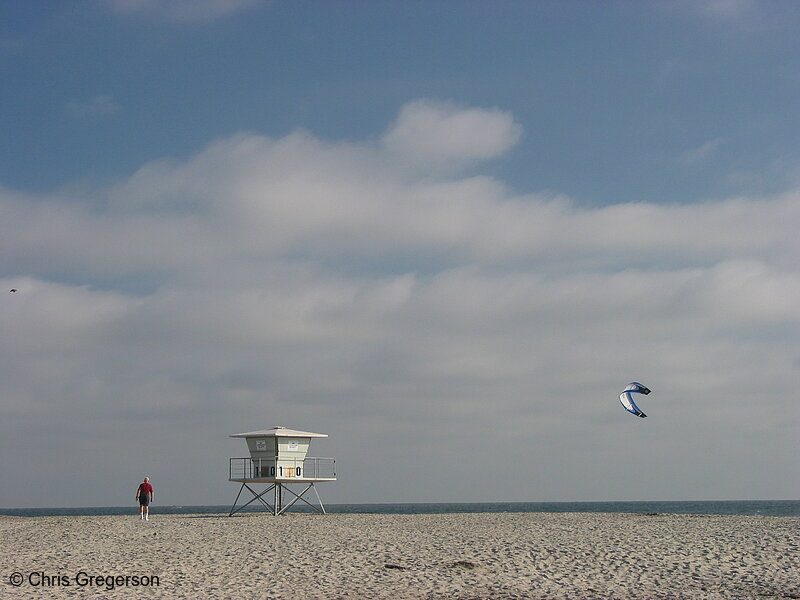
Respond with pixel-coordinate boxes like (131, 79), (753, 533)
(228, 426), (336, 516)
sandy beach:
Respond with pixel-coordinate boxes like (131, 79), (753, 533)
(1, 512), (798, 599)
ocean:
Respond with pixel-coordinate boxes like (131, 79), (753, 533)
(1, 500), (797, 517)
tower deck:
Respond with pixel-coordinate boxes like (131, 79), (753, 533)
(228, 456), (336, 483)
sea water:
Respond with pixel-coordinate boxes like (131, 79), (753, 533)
(2, 500), (798, 517)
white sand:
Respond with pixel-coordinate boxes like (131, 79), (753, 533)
(2, 512), (798, 599)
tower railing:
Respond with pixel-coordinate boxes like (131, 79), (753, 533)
(229, 456), (336, 481)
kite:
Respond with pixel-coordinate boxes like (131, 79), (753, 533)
(619, 382), (651, 418)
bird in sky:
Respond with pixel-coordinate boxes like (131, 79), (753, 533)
(9, 289), (17, 293)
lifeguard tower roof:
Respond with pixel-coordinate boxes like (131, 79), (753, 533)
(230, 426), (327, 439)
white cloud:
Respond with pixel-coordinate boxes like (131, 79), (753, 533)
(101, 0), (262, 22)
(666, 0), (756, 22)
(65, 94), (122, 118)
(678, 137), (725, 165)
(4, 144), (797, 278)
(699, 0), (755, 19)
(1, 100), (798, 506)
(381, 99), (523, 171)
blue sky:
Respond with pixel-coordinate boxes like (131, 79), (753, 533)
(5, 1), (799, 204)
(1, 1), (798, 507)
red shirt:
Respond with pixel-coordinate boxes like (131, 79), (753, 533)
(138, 482), (153, 495)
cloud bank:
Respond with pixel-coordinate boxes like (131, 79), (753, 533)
(1, 100), (797, 506)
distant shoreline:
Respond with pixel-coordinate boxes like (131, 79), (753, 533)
(1, 499), (798, 517)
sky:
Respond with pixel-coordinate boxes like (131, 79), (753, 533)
(1, 0), (798, 508)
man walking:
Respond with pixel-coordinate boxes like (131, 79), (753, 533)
(136, 477), (154, 521)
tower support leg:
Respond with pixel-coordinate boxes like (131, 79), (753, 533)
(312, 483), (327, 515)
(228, 482), (328, 515)
(228, 483), (276, 516)
(277, 483), (326, 515)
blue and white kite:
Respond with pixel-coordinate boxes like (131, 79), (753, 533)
(619, 382), (651, 418)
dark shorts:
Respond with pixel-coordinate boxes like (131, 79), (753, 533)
(139, 494), (150, 507)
